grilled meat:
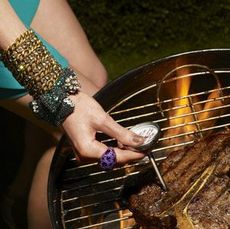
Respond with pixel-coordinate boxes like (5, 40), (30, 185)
(125, 129), (230, 229)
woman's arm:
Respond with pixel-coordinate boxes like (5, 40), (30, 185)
(0, 0), (145, 166)
(0, 0), (27, 49)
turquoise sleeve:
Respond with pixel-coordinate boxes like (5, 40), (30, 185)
(0, 0), (69, 99)
(0, 34), (69, 90)
(0, 33), (69, 99)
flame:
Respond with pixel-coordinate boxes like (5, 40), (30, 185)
(115, 165), (138, 229)
(114, 202), (136, 229)
(165, 67), (195, 142)
(164, 65), (224, 146)
(198, 89), (223, 129)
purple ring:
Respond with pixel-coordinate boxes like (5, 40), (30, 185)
(99, 147), (117, 170)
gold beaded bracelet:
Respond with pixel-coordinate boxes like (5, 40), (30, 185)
(1, 29), (62, 98)
(1, 29), (81, 126)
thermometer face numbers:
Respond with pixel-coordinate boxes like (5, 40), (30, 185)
(130, 122), (160, 151)
(132, 125), (158, 145)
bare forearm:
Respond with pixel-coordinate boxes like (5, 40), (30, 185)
(0, 0), (27, 49)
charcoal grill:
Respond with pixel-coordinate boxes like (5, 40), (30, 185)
(48, 49), (230, 229)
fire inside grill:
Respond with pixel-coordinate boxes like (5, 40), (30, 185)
(48, 50), (230, 229)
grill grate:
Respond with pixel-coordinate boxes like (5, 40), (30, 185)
(48, 51), (230, 229)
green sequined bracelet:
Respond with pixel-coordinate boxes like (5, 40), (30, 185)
(30, 67), (80, 126)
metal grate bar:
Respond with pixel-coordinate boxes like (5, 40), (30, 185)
(115, 96), (230, 124)
(161, 109), (230, 132)
(160, 113), (230, 141)
(66, 197), (120, 213)
(110, 86), (230, 116)
(151, 123), (230, 154)
(107, 70), (230, 113)
(155, 86), (228, 109)
(65, 207), (124, 223)
(63, 186), (121, 203)
(65, 159), (148, 176)
(65, 158), (148, 172)
(68, 215), (134, 229)
(62, 170), (141, 196)
(100, 106), (230, 145)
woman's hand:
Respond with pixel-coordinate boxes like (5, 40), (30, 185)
(62, 92), (145, 165)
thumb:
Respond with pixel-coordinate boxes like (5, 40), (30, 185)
(100, 115), (144, 147)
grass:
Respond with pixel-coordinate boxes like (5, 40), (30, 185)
(99, 35), (230, 80)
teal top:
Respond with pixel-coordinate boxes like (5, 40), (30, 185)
(0, 0), (69, 99)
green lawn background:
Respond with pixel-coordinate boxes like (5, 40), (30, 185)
(69, 0), (230, 79)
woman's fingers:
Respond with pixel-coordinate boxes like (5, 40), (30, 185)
(99, 114), (144, 147)
(63, 93), (146, 166)
(76, 138), (145, 165)
(115, 147), (145, 164)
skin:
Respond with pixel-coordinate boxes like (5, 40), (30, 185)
(0, 0), (145, 228)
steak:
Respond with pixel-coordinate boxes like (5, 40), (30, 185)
(123, 129), (230, 229)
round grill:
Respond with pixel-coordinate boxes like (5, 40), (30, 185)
(48, 49), (230, 229)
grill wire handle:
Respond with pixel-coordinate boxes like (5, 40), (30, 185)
(156, 64), (224, 117)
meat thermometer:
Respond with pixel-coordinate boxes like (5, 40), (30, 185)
(129, 122), (168, 191)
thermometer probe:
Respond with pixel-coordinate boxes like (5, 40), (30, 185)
(129, 122), (167, 191)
